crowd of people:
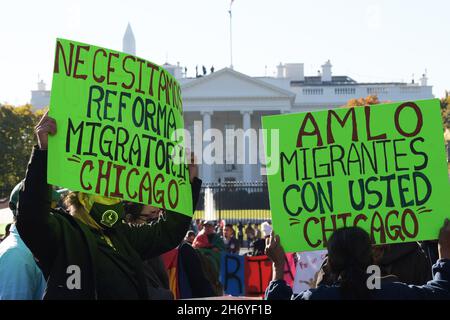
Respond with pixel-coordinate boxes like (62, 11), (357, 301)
(0, 111), (449, 300)
(185, 219), (272, 256)
(265, 224), (450, 300)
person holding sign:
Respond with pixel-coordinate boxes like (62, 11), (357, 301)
(15, 112), (202, 300)
(265, 222), (450, 300)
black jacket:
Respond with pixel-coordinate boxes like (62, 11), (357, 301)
(143, 257), (174, 300)
(16, 146), (201, 300)
(266, 259), (450, 300)
(379, 242), (432, 285)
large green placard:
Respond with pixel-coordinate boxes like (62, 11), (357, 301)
(262, 99), (449, 252)
(48, 38), (192, 216)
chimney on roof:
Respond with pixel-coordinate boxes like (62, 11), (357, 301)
(420, 72), (428, 86)
(285, 63), (304, 81)
(37, 79), (46, 91)
(321, 60), (332, 82)
(276, 62), (285, 78)
(163, 62), (183, 79)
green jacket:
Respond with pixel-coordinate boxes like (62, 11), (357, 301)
(16, 146), (201, 300)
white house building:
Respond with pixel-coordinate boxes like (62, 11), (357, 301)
(31, 24), (435, 183)
(173, 64), (433, 183)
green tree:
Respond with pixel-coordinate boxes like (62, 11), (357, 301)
(0, 105), (44, 198)
(343, 94), (450, 132)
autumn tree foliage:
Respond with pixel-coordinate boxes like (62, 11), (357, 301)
(341, 95), (380, 108)
(440, 91), (450, 129)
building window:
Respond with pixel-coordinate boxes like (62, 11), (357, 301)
(400, 86), (421, 93)
(367, 87), (388, 95)
(302, 88), (323, 95)
(334, 87), (356, 95)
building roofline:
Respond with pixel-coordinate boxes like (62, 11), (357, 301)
(182, 67), (296, 100)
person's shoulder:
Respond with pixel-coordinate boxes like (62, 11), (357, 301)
(0, 232), (23, 254)
(0, 242), (16, 259)
(369, 281), (420, 300)
(296, 285), (341, 300)
(0, 239), (35, 266)
(50, 207), (70, 218)
(50, 207), (85, 227)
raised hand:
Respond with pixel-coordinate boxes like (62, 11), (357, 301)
(438, 219), (450, 260)
(265, 231), (287, 281)
(35, 111), (57, 150)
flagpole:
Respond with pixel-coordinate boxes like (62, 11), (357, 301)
(229, 3), (233, 69)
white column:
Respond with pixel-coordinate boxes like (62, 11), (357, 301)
(241, 110), (253, 182)
(201, 111), (214, 183)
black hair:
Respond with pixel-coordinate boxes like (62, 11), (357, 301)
(123, 202), (144, 216)
(327, 227), (373, 300)
(9, 201), (17, 217)
(225, 224), (235, 235)
(5, 223), (12, 235)
(187, 231), (195, 237)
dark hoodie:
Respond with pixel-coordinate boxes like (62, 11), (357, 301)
(378, 242), (432, 285)
(266, 259), (450, 300)
(316, 242), (433, 287)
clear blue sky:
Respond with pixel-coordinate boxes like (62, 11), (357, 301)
(1, 0), (449, 105)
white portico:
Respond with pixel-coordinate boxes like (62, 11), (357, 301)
(180, 68), (295, 183)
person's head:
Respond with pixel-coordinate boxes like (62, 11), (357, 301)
(203, 221), (215, 235)
(124, 202), (163, 225)
(185, 230), (196, 243)
(51, 188), (68, 209)
(9, 180), (24, 223)
(64, 192), (125, 230)
(327, 227), (373, 300)
(140, 205), (162, 222)
(223, 224), (235, 239)
(261, 221), (272, 238)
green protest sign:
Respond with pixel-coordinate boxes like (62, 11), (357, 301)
(48, 38), (192, 216)
(262, 99), (449, 252)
